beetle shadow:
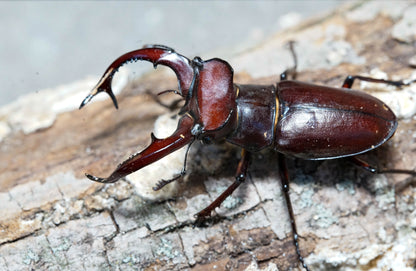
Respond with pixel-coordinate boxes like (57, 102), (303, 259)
(109, 142), (399, 229)
(84, 113), (159, 144)
(273, 146), (398, 196)
(185, 142), (398, 199)
(183, 142), (243, 198)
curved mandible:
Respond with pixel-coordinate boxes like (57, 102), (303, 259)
(79, 45), (194, 109)
(86, 114), (195, 183)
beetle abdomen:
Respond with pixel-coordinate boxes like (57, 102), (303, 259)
(274, 80), (397, 160)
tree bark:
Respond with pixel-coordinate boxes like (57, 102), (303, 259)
(1, 1), (416, 270)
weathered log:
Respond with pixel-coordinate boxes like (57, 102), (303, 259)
(1, 1), (416, 270)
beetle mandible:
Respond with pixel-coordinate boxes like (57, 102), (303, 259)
(79, 44), (416, 270)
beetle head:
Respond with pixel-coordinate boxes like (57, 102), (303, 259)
(80, 45), (237, 183)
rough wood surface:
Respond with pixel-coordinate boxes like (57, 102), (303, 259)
(1, 1), (416, 270)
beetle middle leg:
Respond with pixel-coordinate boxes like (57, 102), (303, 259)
(194, 149), (251, 224)
(278, 153), (310, 271)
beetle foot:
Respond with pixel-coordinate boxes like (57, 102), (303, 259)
(193, 211), (223, 228)
(193, 208), (212, 226)
(193, 213), (211, 228)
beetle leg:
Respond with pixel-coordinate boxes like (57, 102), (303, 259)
(349, 156), (416, 192)
(85, 115), (195, 183)
(278, 153), (310, 271)
(342, 75), (416, 89)
(79, 45), (193, 110)
(280, 41), (298, 81)
(195, 149), (251, 223)
(349, 156), (416, 176)
(152, 139), (195, 191)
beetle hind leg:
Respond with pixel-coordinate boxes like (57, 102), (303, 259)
(342, 75), (416, 89)
(349, 156), (416, 191)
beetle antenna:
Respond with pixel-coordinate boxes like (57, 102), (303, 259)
(157, 89), (181, 96)
(152, 139), (195, 191)
(145, 89), (184, 110)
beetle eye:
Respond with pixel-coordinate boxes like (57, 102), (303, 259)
(202, 136), (212, 145)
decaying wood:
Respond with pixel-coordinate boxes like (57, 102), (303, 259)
(1, 1), (416, 270)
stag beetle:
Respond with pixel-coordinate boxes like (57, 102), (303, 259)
(80, 44), (416, 270)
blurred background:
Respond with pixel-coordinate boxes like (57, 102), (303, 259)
(0, 1), (344, 106)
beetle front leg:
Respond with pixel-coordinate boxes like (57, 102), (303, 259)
(195, 149), (251, 224)
(278, 153), (310, 271)
(152, 139), (195, 191)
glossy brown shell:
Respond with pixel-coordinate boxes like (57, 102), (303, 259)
(193, 59), (236, 132)
(274, 81), (397, 159)
(226, 84), (276, 151)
